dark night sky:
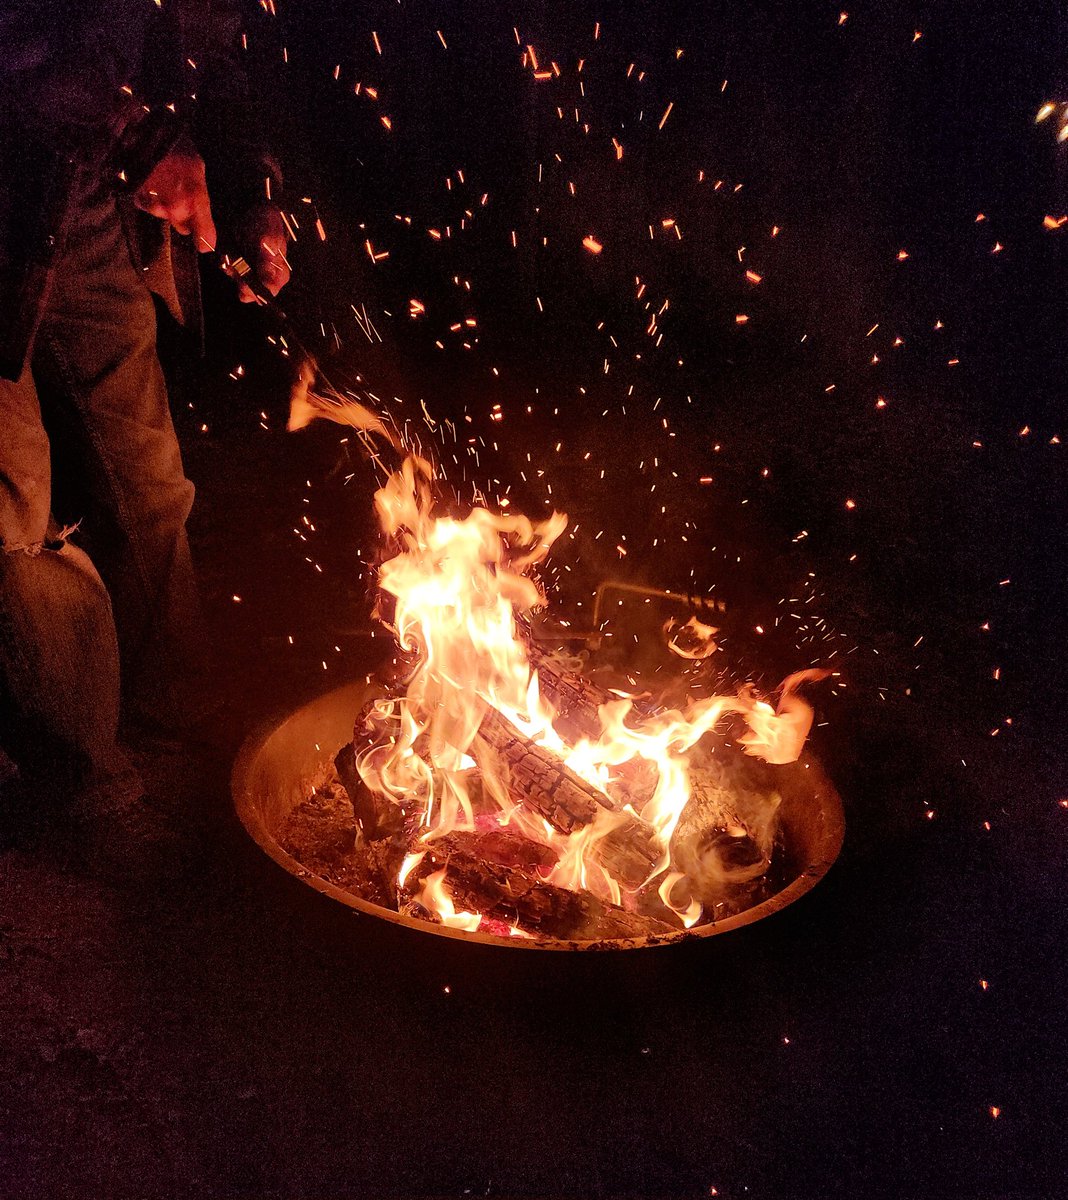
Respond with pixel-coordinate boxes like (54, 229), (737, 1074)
(165, 5), (1068, 1195)
(215, 0), (1067, 715)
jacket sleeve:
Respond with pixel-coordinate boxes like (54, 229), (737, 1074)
(0, 0), (283, 208)
(184, 0), (284, 228)
(0, 1), (183, 181)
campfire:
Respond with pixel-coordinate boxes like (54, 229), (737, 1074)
(243, 439), (843, 948)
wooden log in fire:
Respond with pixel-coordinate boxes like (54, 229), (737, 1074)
(475, 707), (662, 889)
(524, 641), (617, 742)
(334, 740), (412, 843)
(523, 636), (669, 742)
(435, 828), (559, 873)
(412, 836), (675, 941)
(335, 694), (664, 891)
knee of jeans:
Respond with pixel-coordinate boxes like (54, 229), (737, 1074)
(142, 420), (196, 519)
(147, 471), (195, 529)
(0, 472), (51, 557)
(0, 520), (79, 559)
(180, 474), (195, 518)
(117, 430), (195, 525)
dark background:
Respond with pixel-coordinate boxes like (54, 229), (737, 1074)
(3, 1), (1067, 1197)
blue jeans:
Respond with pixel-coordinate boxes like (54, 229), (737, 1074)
(0, 171), (207, 797)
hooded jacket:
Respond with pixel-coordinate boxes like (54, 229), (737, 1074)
(0, 0), (282, 380)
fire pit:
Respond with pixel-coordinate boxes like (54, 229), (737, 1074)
(233, 444), (844, 949)
(232, 679), (843, 950)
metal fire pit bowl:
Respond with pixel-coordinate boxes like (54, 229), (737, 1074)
(233, 681), (845, 951)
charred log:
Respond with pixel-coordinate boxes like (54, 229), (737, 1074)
(412, 840), (675, 941)
(475, 708), (661, 888)
(524, 641), (617, 742)
(524, 637), (662, 742)
(333, 741), (410, 844)
(334, 708), (424, 905)
(434, 828), (559, 872)
(670, 762), (772, 914)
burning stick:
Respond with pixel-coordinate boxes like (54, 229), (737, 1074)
(475, 707), (662, 890)
(210, 244), (403, 465)
(285, 358), (395, 443)
(404, 839), (675, 941)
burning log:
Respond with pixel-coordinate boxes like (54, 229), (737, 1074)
(524, 637), (669, 741)
(335, 699), (433, 842)
(333, 709), (427, 905)
(335, 741), (402, 842)
(435, 828), (559, 872)
(524, 641), (617, 742)
(669, 758), (777, 913)
(475, 707), (662, 889)
(410, 836), (675, 941)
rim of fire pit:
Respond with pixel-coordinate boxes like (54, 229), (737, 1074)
(233, 680), (845, 951)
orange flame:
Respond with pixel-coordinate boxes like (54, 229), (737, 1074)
(414, 868), (481, 931)
(361, 455), (828, 928)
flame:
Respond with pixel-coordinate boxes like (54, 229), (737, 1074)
(658, 871), (703, 928)
(361, 454), (828, 930)
(414, 868), (481, 931)
(665, 614), (719, 659)
(737, 669), (832, 765)
(398, 851), (426, 889)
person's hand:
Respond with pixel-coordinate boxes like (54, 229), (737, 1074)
(133, 139), (217, 253)
(232, 204), (291, 303)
